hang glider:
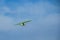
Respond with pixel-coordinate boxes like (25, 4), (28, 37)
(16, 20), (32, 26)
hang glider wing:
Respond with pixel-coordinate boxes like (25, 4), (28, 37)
(22, 20), (32, 23)
(16, 20), (32, 26)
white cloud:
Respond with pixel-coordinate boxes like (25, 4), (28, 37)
(0, 1), (59, 32)
(0, 1), (59, 40)
(0, 14), (59, 33)
(21, 14), (59, 33)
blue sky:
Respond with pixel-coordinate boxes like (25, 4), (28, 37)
(0, 0), (60, 40)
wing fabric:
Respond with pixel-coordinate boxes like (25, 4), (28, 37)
(23, 20), (32, 23)
(16, 20), (32, 26)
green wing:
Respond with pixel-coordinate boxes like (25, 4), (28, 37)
(16, 23), (26, 26)
(22, 20), (32, 23)
(16, 20), (32, 26)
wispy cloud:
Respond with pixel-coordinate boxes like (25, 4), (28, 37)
(0, 0), (59, 40)
(0, 15), (16, 31)
(0, 0), (59, 31)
